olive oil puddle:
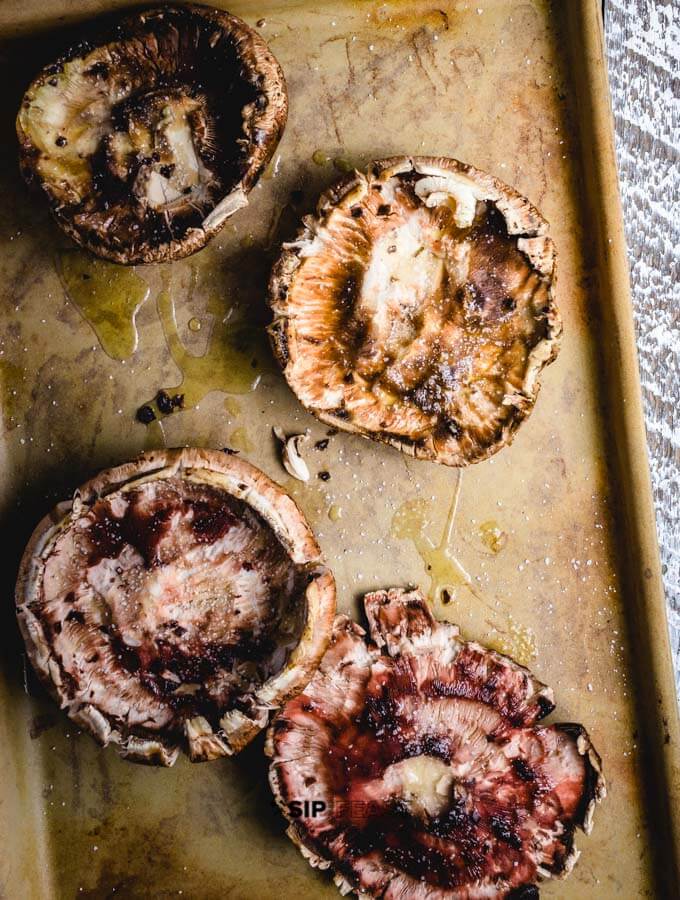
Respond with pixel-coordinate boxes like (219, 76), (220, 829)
(0, 359), (28, 429)
(149, 277), (268, 416)
(392, 474), (478, 602)
(228, 426), (254, 453)
(478, 519), (507, 554)
(391, 473), (536, 665)
(59, 251), (150, 360)
(328, 503), (343, 522)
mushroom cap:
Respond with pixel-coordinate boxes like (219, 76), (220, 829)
(269, 157), (561, 466)
(267, 588), (604, 898)
(16, 448), (335, 765)
(17, 5), (288, 263)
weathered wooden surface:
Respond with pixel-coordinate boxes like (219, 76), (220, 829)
(604, 0), (680, 691)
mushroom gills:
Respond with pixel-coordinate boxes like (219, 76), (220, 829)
(269, 157), (562, 466)
(104, 90), (220, 214)
(17, 5), (289, 262)
(268, 588), (605, 898)
(16, 450), (336, 765)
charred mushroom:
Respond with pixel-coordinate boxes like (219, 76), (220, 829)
(16, 449), (335, 765)
(268, 588), (604, 897)
(17, 5), (288, 263)
(269, 157), (561, 466)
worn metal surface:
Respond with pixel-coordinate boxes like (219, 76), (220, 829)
(604, 0), (680, 694)
(0, 1), (677, 898)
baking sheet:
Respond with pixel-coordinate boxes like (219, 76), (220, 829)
(0, 1), (678, 897)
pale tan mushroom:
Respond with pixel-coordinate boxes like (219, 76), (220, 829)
(16, 449), (335, 765)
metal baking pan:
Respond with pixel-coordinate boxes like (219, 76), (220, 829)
(0, 1), (677, 897)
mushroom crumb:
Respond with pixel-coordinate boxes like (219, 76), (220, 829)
(156, 391), (174, 415)
(136, 391), (184, 424)
(136, 404), (156, 425)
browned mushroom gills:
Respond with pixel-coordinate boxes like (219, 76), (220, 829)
(267, 588), (605, 898)
(269, 157), (561, 466)
(17, 5), (288, 263)
(15, 449), (336, 765)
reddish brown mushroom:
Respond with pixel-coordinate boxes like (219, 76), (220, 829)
(269, 157), (561, 466)
(16, 449), (335, 765)
(17, 5), (287, 263)
(267, 588), (604, 898)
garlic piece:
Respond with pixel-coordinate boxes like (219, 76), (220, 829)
(273, 427), (310, 482)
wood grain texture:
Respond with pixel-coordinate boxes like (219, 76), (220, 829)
(604, 0), (680, 692)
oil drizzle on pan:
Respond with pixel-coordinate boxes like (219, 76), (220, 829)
(392, 472), (478, 602)
(392, 472), (536, 665)
(228, 426), (254, 453)
(224, 397), (242, 417)
(0, 359), (27, 428)
(142, 419), (166, 451)
(59, 251), (150, 360)
(327, 503), (343, 522)
(478, 519), (508, 554)
(151, 270), (265, 415)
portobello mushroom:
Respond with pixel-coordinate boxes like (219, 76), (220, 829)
(17, 5), (287, 263)
(269, 157), (561, 466)
(267, 588), (604, 898)
(16, 449), (335, 765)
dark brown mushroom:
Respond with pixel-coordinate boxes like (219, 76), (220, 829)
(16, 449), (335, 765)
(269, 157), (561, 466)
(16, 5), (288, 263)
(267, 588), (604, 898)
